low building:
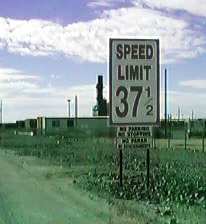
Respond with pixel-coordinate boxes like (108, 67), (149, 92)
(1, 123), (17, 129)
(16, 120), (25, 128)
(77, 116), (108, 129)
(37, 117), (74, 135)
(187, 119), (206, 138)
(37, 116), (110, 135)
(25, 119), (37, 129)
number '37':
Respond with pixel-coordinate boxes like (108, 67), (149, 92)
(115, 86), (153, 117)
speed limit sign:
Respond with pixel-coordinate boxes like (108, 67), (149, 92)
(109, 38), (160, 126)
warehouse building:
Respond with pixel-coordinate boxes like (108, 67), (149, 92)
(37, 116), (110, 135)
(25, 119), (37, 129)
(37, 117), (74, 135)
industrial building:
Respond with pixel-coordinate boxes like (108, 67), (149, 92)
(37, 117), (74, 135)
(36, 116), (109, 135)
(92, 75), (108, 116)
(25, 119), (37, 129)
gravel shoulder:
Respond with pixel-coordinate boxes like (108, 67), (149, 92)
(0, 149), (110, 224)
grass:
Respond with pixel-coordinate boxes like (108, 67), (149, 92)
(0, 128), (206, 223)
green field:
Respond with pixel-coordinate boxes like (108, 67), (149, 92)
(0, 128), (206, 223)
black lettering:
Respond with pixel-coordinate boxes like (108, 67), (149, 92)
(117, 65), (124, 80)
(122, 138), (129, 143)
(131, 45), (138, 59)
(130, 65), (139, 80)
(144, 65), (151, 80)
(117, 64), (152, 81)
(118, 132), (125, 137)
(116, 86), (128, 117)
(146, 45), (153, 59)
(116, 44), (123, 59)
(140, 66), (143, 80)
(124, 44), (130, 59)
(139, 45), (145, 59)
(125, 65), (129, 80)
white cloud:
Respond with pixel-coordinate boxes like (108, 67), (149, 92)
(3, 97), (66, 122)
(87, 0), (125, 8)
(0, 5), (205, 64)
(0, 67), (104, 112)
(132, 0), (206, 17)
(0, 67), (43, 98)
(0, 75), (38, 81)
(0, 68), (19, 75)
(0, 67), (105, 121)
(179, 80), (206, 89)
(2, 84), (104, 122)
(0, 81), (37, 90)
(0, 67), (41, 80)
(160, 90), (206, 119)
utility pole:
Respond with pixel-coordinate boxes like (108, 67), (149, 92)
(165, 69), (168, 137)
(178, 107), (180, 121)
(67, 99), (71, 117)
(75, 95), (78, 126)
(0, 99), (2, 124)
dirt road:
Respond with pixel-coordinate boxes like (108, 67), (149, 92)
(0, 149), (110, 224)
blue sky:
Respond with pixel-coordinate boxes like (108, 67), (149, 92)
(0, 0), (206, 122)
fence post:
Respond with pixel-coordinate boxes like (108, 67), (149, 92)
(184, 123), (187, 151)
(202, 121), (205, 152)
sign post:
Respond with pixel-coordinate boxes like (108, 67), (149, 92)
(119, 149), (123, 186)
(109, 38), (160, 188)
(202, 121), (205, 152)
(147, 149), (150, 187)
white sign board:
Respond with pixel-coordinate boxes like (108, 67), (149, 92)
(117, 126), (152, 149)
(109, 38), (160, 126)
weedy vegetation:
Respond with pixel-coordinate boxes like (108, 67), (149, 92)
(0, 128), (206, 223)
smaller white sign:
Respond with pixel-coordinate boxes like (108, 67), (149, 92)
(117, 126), (152, 149)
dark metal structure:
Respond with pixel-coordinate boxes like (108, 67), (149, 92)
(93, 75), (107, 116)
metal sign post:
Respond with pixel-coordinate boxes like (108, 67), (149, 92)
(110, 38), (160, 188)
(202, 121), (205, 152)
(119, 149), (123, 186)
(185, 123), (187, 151)
(146, 148), (150, 187)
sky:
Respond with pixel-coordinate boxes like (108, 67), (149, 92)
(0, 0), (206, 122)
